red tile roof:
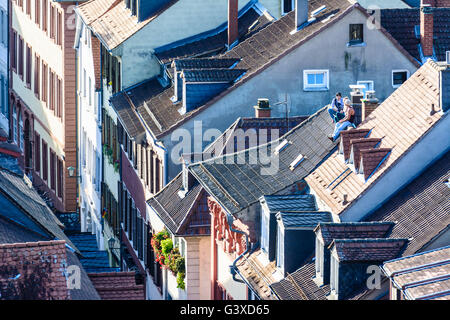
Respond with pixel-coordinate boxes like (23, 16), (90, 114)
(349, 138), (382, 171)
(0, 240), (70, 300)
(305, 60), (446, 215)
(88, 272), (145, 300)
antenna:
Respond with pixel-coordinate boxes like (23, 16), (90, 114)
(274, 93), (290, 132)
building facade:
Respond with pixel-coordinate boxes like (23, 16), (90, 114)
(10, 0), (86, 213)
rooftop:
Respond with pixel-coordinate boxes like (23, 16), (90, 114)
(277, 211), (332, 229)
(331, 238), (408, 262)
(88, 272), (145, 300)
(382, 246), (450, 300)
(305, 60), (447, 216)
(189, 106), (335, 218)
(262, 194), (317, 212)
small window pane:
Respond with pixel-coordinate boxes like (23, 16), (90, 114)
(393, 71), (408, 86)
(349, 24), (363, 44)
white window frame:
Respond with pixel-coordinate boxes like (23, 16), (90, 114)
(392, 70), (409, 88)
(276, 225), (284, 269)
(357, 80), (374, 98)
(282, 0), (295, 15)
(303, 69), (329, 91)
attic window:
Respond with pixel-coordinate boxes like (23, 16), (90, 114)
(392, 70), (409, 88)
(349, 24), (364, 45)
(289, 154), (305, 171)
(274, 139), (289, 155)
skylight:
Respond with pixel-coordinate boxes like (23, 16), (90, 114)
(274, 139), (289, 155)
(289, 154), (305, 171)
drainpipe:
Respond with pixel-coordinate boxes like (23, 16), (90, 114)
(226, 214), (250, 284)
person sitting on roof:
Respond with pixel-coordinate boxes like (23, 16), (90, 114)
(328, 99), (355, 142)
(328, 92), (345, 123)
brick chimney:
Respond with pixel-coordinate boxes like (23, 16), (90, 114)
(420, 2), (434, 57)
(361, 91), (379, 121)
(228, 0), (239, 48)
(254, 98), (271, 118)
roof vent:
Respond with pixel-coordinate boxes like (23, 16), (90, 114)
(274, 139), (290, 155)
(289, 154), (305, 171)
(311, 5), (326, 17)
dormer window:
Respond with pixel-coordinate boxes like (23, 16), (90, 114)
(349, 24), (364, 45)
(329, 255), (339, 297)
(289, 154), (305, 171)
(276, 224), (284, 270)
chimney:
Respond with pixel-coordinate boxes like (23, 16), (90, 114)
(228, 0), (239, 48)
(361, 91), (379, 121)
(254, 98), (271, 118)
(420, 3), (434, 57)
(295, 0), (309, 30)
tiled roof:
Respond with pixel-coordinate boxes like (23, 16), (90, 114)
(189, 106), (335, 217)
(77, 0), (179, 50)
(316, 221), (395, 247)
(331, 238), (408, 262)
(113, 0), (356, 138)
(381, 8), (450, 62)
(147, 116), (303, 236)
(88, 272), (145, 300)
(235, 249), (280, 300)
(270, 258), (330, 300)
(0, 240), (70, 300)
(0, 169), (79, 253)
(0, 218), (100, 300)
(277, 211), (332, 229)
(382, 246), (450, 300)
(147, 172), (204, 235)
(181, 68), (246, 83)
(113, 92), (146, 141)
(173, 58), (240, 71)
(262, 194), (317, 212)
(155, 7), (273, 65)
(305, 60), (447, 216)
(271, 150), (450, 300)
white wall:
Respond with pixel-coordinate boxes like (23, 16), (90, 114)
(217, 242), (247, 300)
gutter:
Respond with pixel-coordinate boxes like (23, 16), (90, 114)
(226, 214), (250, 284)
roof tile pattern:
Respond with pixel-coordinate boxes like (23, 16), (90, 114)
(88, 272), (145, 300)
(181, 68), (246, 82)
(349, 138), (382, 171)
(332, 238), (408, 262)
(305, 60), (445, 215)
(0, 240), (70, 300)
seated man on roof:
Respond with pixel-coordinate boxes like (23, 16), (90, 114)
(327, 92), (345, 123)
(328, 99), (355, 142)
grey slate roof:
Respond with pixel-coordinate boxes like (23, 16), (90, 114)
(189, 106), (335, 217)
(112, 92), (147, 141)
(381, 8), (450, 62)
(316, 221), (395, 247)
(277, 211), (332, 229)
(181, 68), (246, 83)
(0, 169), (79, 253)
(331, 238), (409, 262)
(147, 172), (204, 235)
(173, 58), (240, 71)
(147, 116), (306, 235)
(263, 194), (317, 212)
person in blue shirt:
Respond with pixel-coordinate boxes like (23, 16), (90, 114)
(328, 92), (345, 123)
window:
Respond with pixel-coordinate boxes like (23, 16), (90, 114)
(303, 70), (329, 91)
(57, 158), (63, 198)
(26, 45), (32, 87)
(50, 149), (56, 190)
(276, 225), (284, 269)
(18, 37), (24, 79)
(42, 63), (48, 103)
(392, 70), (409, 88)
(56, 77), (62, 118)
(11, 31), (17, 71)
(19, 112), (23, 150)
(57, 11), (62, 46)
(34, 54), (40, 98)
(261, 210), (270, 253)
(42, 140), (48, 181)
(26, 0), (31, 17)
(89, 77), (92, 106)
(42, 0), (47, 32)
(349, 24), (364, 45)
(35, 0), (41, 25)
(34, 132), (41, 173)
(282, 0), (294, 15)
(274, 139), (289, 155)
(49, 70), (55, 111)
(12, 107), (18, 143)
(330, 256), (339, 294)
(357, 80), (374, 98)
(50, 5), (55, 40)
(0, 9), (7, 46)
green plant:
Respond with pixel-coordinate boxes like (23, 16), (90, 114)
(161, 238), (173, 256)
(176, 272), (185, 290)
